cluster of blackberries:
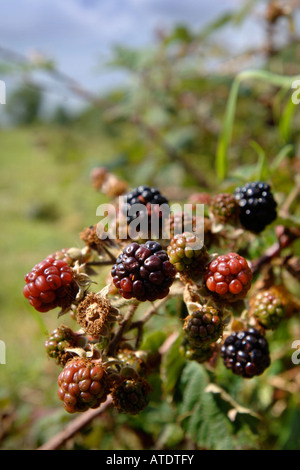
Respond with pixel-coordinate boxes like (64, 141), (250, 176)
(23, 180), (281, 418)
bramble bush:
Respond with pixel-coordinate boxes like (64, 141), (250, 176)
(6, 0), (300, 450)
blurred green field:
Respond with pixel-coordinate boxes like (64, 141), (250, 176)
(1, 3), (300, 450)
(0, 124), (115, 444)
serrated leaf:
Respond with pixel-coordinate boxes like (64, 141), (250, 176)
(160, 333), (185, 397)
(177, 362), (259, 450)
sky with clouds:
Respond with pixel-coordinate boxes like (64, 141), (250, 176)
(0, 0), (295, 110)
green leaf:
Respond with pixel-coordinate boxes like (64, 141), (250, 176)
(271, 144), (294, 173)
(177, 362), (259, 450)
(250, 140), (269, 181)
(160, 333), (185, 397)
(140, 330), (167, 353)
(279, 98), (298, 142)
(216, 69), (300, 181)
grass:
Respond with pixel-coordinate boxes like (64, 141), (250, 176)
(0, 124), (113, 431)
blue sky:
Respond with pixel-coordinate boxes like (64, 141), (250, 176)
(0, 0), (293, 109)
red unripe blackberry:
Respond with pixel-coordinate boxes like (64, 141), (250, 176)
(111, 376), (151, 415)
(220, 328), (270, 378)
(204, 252), (252, 302)
(111, 241), (176, 302)
(209, 193), (238, 224)
(23, 256), (76, 312)
(183, 305), (224, 348)
(57, 357), (107, 413)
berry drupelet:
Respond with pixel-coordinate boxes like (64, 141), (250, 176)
(234, 181), (277, 233)
(183, 305), (223, 349)
(23, 256), (76, 312)
(249, 289), (286, 330)
(209, 193), (238, 224)
(57, 357), (108, 413)
(121, 185), (169, 238)
(45, 325), (81, 367)
(204, 252), (252, 302)
(111, 376), (152, 415)
(111, 241), (176, 302)
(167, 232), (209, 275)
(220, 328), (270, 378)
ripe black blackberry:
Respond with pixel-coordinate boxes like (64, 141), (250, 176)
(111, 241), (176, 302)
(220, 328), (270, 378)
(234, 181), (277, 233)
(121, 185), (169, 238)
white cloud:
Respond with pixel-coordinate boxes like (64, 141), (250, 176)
(0, 0), (280, 109)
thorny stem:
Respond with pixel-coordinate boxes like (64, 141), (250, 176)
(106, 302), (139, 356)
(86, 260), (115, 267)
(129, 297), (170, 349)
(37, 396), (113, 450)
(251, 225), (300, 276)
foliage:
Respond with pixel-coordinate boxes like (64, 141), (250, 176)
(0, 0), (300, 451)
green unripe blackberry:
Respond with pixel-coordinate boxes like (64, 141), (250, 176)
(249, 289), (286, 329)
(183, 305), (224, 348)
(111, 377), (152, 415)
(167, 232), (209, 274)
(184, 343), (215, 364)
(45, 325), (80, 367)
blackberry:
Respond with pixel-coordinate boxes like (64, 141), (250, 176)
(167, 232), (209, 274)
(121, 185), (169, 238)
(50, 247), (91, 267)
(57, 357), (108, 413)
(204, 252), (252, 302)
(45, 325), (81, 367)
(249, 289), (286, 330)
(183, 305), (224, 348)
(220, 328), (270, 378)
(111, 376), (151, 415)
(111, 241), (176, 302)
(23, 256), (77, 313)
(184, 343), (216, 364)
(209, 193), (238, 224)
(234, 181), (277, 233)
